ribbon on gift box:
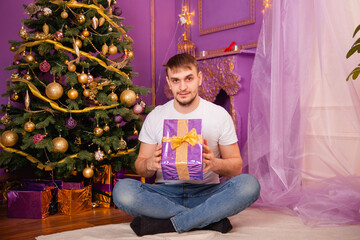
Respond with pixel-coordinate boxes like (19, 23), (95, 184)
(161, 119), (203, 180)
(162, 128), (201, 149)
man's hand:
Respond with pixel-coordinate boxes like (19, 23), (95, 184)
(135, 143), (162, 178)
(202, 139), (222, 173)
(146, 145), (162, 172)
(202, 139), (243, 177)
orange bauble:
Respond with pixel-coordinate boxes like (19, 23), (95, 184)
(67, 88), (79, 100)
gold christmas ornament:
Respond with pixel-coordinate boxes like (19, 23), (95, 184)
(108, 26), (113, 32)
(52, 136), (68, 153)
(1, 130), (19, 147)
(11, 92), (19, 101)
(102, 43), (108, 55)
(75, 39), (82, 48)
(67, 63), (76, 72)
(108, 44), (117, 55)
(1, 114), (12, 125)
(46, 82), (63, 100)
(133, 125), (138, 135)
(21, 51), (27, 57)
(67, 88), (79, 100)
(93, 125), (104, 137)
(91, 16), (99, 29)
(10, 46), (16, 52)
(83, 89), (91, 97)
(77, 14), (86, 24)
(127, 50), (134, 58)
(108, 92), (118, 102)
(18, 26), (28, 39)
(103, 124), (110, 132)
(24, 121), (36, 132)
(77, 72), (88, 84)
(118, 137), (127, 150)
(120, 89), (137, 107)
(25, 90), (30, 110)
(83, 166), (94, 178)
(61, 10), (68, 19)
(64, 60), (69, 65)
(99, 17), (106, 26)
(25, 54), (35, 63)
(82, 29), (89, 37)
(43, 23), (49, 35)
(23, 73), (32, 81)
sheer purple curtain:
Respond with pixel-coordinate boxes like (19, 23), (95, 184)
(246, 0), (360, 226)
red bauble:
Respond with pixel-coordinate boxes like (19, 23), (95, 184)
(133, 103), (144, 114)
(39, 60), (51, 72)
(33, 134), (46, 144)
(87, 74), (94, 83)
(54, 30), (64, 41)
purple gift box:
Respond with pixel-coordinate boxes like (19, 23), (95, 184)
(161, 119), (203, 181)
(63, 182), (84, 190)
(22, 179), (63, 190)
(7, 186), (53, 219)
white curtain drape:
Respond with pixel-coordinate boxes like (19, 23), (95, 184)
(246, 0), (360, 226)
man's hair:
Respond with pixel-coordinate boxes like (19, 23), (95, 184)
(166, 53), (199, 76)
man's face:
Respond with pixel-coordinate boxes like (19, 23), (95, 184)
(166, 66), (202, 107)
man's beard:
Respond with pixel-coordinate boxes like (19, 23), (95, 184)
(175, 93), (197, 107)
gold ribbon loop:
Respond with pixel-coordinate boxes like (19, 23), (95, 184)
(163, 128), (200, 149)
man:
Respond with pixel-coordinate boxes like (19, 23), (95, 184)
(112, 53), (260, 236)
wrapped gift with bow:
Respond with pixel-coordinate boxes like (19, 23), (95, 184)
(161, 119), (203, 180)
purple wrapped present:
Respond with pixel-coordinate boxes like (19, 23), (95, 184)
(22, 179), (63, 190)
(63, 182), (84, 190)
(161, 119), (203, 180)
(7, 186), (53, 219)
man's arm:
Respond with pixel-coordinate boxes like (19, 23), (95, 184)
(135, 142), (162, 178)
(202, 140), (243, 177)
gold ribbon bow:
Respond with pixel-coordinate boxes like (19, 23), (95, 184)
(163, 128), (199, 149)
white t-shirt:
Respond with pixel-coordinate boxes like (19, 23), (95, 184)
(139, 98), (238, 184)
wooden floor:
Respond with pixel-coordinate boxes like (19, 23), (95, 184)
(0, 204), (134, 240)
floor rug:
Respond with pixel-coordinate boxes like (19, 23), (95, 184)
(36, 208), (360, 240)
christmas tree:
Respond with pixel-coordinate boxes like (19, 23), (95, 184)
(0, 0), (151, 180)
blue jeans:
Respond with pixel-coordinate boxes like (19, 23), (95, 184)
(112, 174), (260, 233)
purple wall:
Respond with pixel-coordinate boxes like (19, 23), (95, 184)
(0, 0), (34, 106)
(118, 0), (153, 105)
(189, 0), (263, 52)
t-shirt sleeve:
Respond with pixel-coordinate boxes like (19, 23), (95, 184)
(138, 110), (158, 144)
(218, 109), (238, 145)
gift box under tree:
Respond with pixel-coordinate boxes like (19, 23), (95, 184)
(21, 179), (63, 215)
(58, 185), (92, 215)
(161, 119), (203, 180)
(7, 185), (54, 219)
(93, 165), (113, 208)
